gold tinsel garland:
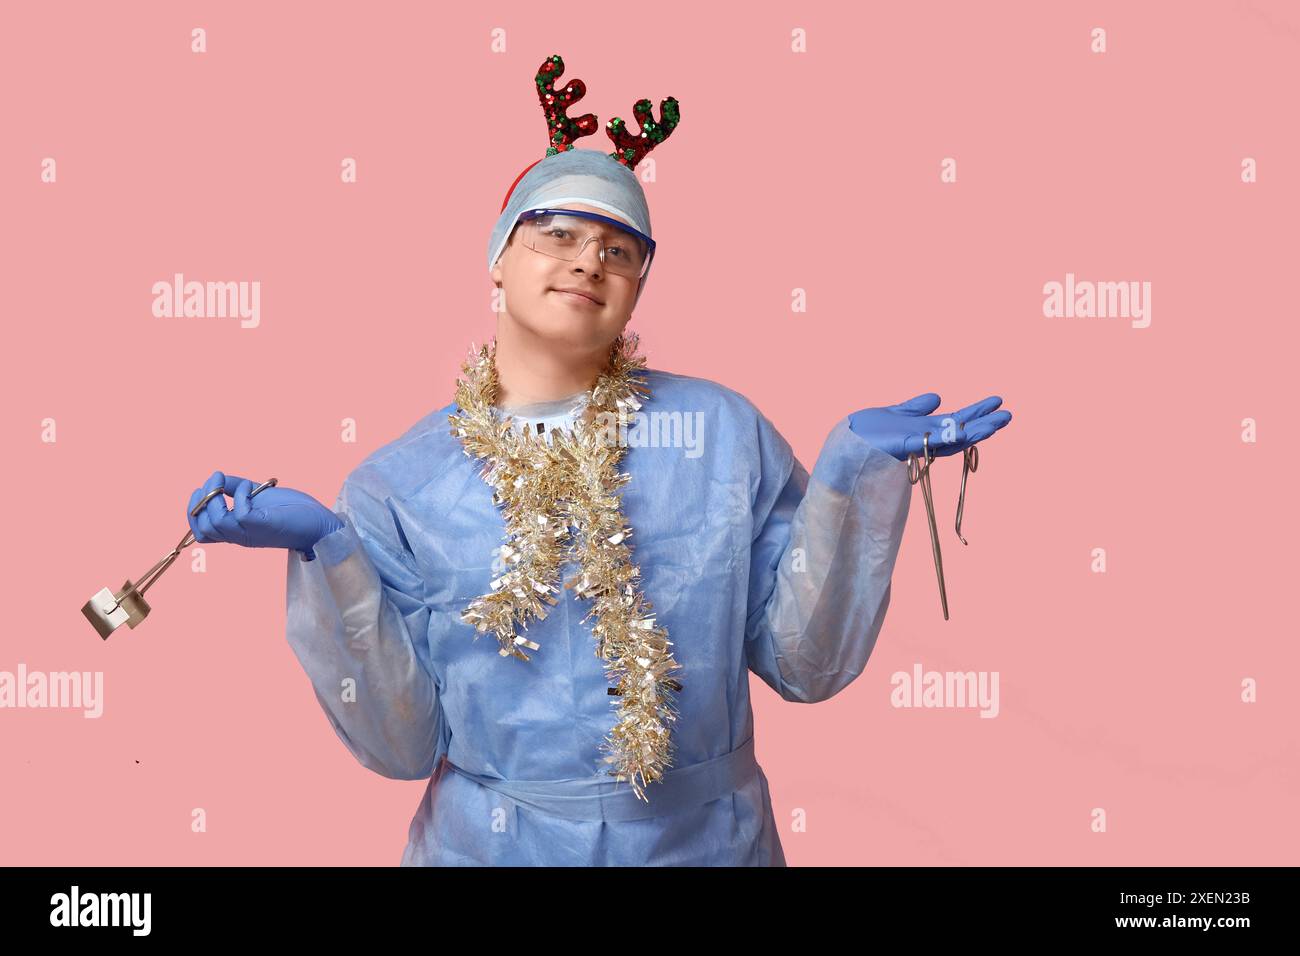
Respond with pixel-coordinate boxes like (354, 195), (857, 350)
(447, 331), (684, 800)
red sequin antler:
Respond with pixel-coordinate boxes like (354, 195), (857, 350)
(606, 96), (681, 171)
(536, 54), (599, 156)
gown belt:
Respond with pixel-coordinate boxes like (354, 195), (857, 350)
(442, 735), (759, 822)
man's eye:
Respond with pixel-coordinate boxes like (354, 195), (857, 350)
(607, 247), (627, 259)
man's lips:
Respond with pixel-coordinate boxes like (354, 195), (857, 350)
(551, 288), (604, 305)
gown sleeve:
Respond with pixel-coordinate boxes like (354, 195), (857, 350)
(284, 468), (449, 780)
(744, 414), (912, 703)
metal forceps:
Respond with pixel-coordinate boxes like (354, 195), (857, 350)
(80, 478), (278, 640)
(955, 442), (978, 546)
(907, 433), (949, 620)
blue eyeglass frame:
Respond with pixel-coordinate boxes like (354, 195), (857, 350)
(514, 207), (656, 280)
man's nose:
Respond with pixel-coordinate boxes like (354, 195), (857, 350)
(572, 237), (604, 276)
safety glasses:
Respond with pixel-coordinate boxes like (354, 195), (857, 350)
(513, 208), (655, 281)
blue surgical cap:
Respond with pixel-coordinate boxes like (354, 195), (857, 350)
(487, 148), (654, 307)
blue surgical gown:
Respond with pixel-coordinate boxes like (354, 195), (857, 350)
(284, 368), (912, 865)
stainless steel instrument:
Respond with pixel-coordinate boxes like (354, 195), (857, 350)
(81, 478), (278, 639)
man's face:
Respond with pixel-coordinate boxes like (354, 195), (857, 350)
(490, 202), (643, 351)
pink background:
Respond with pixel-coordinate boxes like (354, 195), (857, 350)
(3, 1), (1296, 865)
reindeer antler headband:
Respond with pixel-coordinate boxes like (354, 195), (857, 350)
(498, 53), (682, 212)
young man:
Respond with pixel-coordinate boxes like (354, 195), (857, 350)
(187, 56), (1012, 866)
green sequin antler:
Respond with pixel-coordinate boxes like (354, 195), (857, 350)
(606, 96), (681, 171)
(536, 54), (599, 156)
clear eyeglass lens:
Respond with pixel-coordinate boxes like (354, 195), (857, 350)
(526, 213), (647, 277)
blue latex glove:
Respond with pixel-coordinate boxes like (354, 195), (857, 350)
(186, 471), (343, 556)
(849, 393), (1012, 462)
